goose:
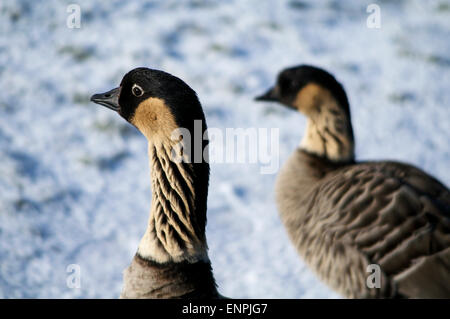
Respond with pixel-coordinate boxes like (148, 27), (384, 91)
(91, 67), (222, 299)
(255, 65), (450, 298)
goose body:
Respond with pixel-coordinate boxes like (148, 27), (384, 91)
(256, 65), (450, 298)
(91, 68), (221, 299)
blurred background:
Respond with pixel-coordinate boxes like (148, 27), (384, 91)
(0, 0), (449, 298)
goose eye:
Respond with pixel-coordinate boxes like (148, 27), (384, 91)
(132, 84), (144, 97)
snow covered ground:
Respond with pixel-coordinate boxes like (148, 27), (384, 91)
(0, 0), (449, 298)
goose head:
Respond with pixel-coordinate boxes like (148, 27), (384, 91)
(91, 67), (207, 143)
(255, 65), (351, 118)
(256, 65), (355, 162)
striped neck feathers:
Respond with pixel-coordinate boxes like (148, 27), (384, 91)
(138, 138), (210, 264)
(295, 83), (354, 162)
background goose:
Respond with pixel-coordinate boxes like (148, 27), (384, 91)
(255, 65), (450, 298)
(91, 67), (222, 298)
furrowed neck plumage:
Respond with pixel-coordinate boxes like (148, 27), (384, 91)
(126, 95), (210, 264)
(295, 83), (355, 162)
(137, 136), (210, 264)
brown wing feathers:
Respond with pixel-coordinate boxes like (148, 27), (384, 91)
(306, 160), (450, 297)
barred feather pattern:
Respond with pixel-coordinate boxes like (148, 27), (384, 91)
(276, 149), (450, 298)
(300, 106), (354, 163)
(142, 141), (207, 263)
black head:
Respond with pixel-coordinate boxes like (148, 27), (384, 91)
(255, 65), (350, 117)
(91, 67), (207, 137)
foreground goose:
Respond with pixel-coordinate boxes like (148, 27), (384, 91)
(91, 67), (222, 298)
(256, 65), (450, 298)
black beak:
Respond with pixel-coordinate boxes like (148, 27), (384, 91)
(254, 87), (279, 102)
(90, 87), (120, 111)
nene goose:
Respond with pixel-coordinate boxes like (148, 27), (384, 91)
(91, 67), (222, 298)
(255, 65), (450, 298)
